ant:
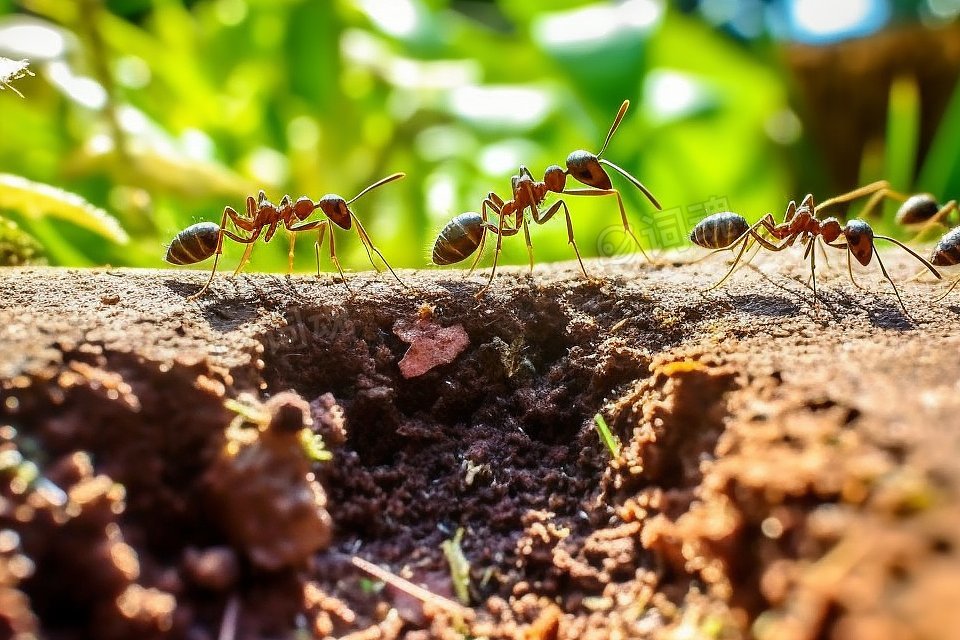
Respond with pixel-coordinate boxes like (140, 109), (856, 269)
(929, 225), (960, 301)
(165, 173), (405, 300)
(431, 100), (661, 292)
(689, 182), (941, 315)
(894, 194), (957, 238)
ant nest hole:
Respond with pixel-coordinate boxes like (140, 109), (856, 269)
(256, 295), (655, 599)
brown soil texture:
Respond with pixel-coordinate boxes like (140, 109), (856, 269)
(1, 252), (959, 640)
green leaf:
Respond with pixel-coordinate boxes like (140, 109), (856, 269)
(0, 174), (129, 244)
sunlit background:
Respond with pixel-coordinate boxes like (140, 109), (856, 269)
(0, 0), (958, 273)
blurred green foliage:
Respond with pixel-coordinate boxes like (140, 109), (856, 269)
(0, 0), (956, 273)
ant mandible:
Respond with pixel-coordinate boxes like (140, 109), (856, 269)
(431, 100), (662, 292)
(689, 181), (941, 316)
(165, 173), (406, 300)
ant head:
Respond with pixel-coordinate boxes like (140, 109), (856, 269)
(820, 217), (842, 243)
(565, 150), (611, 190)
(896, 193), (939, 226)
(293, 197), (315, 221)
(318, 194), (352, 229)
(544, 165), (566, 192)
(844, 219), (874, 266)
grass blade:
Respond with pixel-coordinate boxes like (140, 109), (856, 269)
(593, 413), (622, 459)
(918, 75), (960, 198)
(0, 174), (129, 244)
(884, 75), (920, 198)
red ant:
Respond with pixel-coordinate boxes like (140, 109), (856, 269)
(689, 182), (941, 315)
(431, 100), (661, 292)
(165, 173), (405, 300)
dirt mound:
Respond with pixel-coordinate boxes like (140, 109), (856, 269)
(1, 254), (959, 638)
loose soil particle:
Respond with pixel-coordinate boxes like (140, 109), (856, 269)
(1, 251), (959, 639)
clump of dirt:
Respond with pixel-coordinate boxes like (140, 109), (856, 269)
(0, 345), (331, 638)
(1, 258), (960, 639)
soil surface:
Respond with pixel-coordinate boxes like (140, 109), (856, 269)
(1, 250), (959, 640)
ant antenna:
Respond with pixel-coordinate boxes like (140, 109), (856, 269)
(874, 234), (941, 279)
(598, 158), (662, 209)
(347, 172), (406, 205)
(593, 100), (662, 210)
(598, 100), (629, 158)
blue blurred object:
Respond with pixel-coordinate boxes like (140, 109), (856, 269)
(769, 0), (892, 44)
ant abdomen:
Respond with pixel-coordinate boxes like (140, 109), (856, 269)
(931, 227), (960, 267)
(165, 221), (220, 265)
(896, 194), (940, 226)
(689, 212), (748, 249)
(432, 212), (484, 265)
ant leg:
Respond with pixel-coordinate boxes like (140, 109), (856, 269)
(695, 219), (789, 287)
(262, 220), (280, 244)
(824, 240), (867, 290)
(846, 249), (867, 291)
(820, 240), (831, 268)
(910, 200), (957, 242)
(872, 246), (911, 318)
(522, 218), (534, 272)
(561, 188), (652, 264)
(737, 240), (765, 274)
(809, 236), (818, 310)
(857, 186), (907, 219)
(229, 203), (257, 231)
(283, 218), (326, 276)
(187, 206), (243, 301)
(287, 232), (296, 273)
(469, 198), (502, 276)
(355, 230), (380, 273)
(814, 180), (891, 214)
(518, 185), (539, 273)
(232, 241), (256, 276)
(934, 276), (960, 303)
(705, 235), (756, 291)
(487, 209), (508, 286)
(327, 227), (353, 295)
(782, 200), (798, 224)
(232, 220), (276, 276)
(531, 199), (588, 277)
(314, 223), (328, 276)
(477, 206), (509, 296)
(351, 215), (406, 287)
